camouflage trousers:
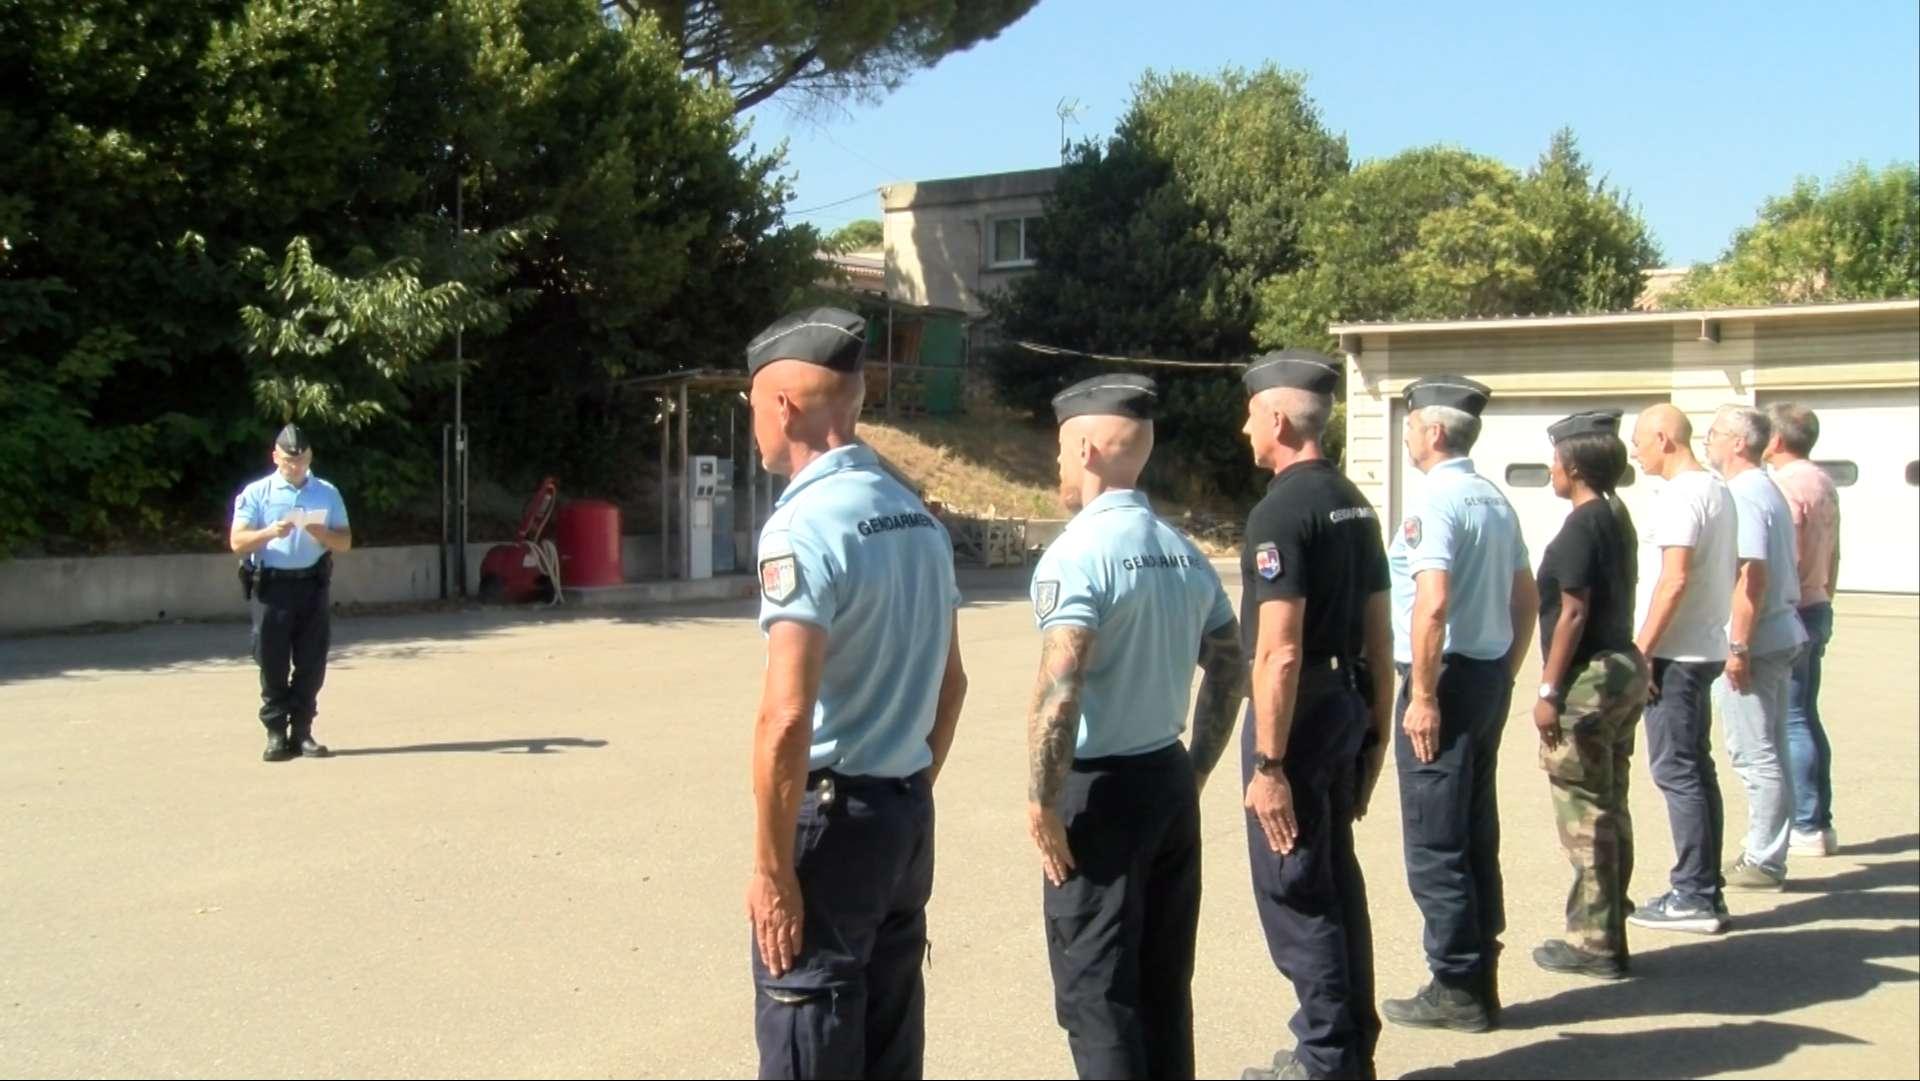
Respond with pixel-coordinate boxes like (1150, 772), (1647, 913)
(1540, 649), (1650, 955)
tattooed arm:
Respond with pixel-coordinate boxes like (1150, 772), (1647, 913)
(1187, 617), (1249, 792)
(1027, 625), (1095, 887)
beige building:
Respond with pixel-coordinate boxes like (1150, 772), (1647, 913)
(881, 167), (1058, 318)
(1335, 299), (1920, 593)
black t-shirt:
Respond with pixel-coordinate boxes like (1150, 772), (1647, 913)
(1535, 497), (1638, 678)
(1239, 460), (1391, 660)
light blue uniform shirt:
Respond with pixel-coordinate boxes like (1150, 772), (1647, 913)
(757, 443), (961, 778)
(1726, 467), (1809, 656)
(1389, 457), (1530, 664)
(1029, 489), (1235, 759)
(231, 472), (349, 570)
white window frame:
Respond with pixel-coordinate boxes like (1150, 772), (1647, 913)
(987, 215), (1040, 269)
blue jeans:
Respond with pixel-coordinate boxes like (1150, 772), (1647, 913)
(1787, 603), (1834, 832)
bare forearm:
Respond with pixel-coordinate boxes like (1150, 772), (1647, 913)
(1541, 607), (1586, 691)
(1636, 577), (1685, 655)
(1411, 601), (1446, 702)
(1251, 644), (1301, 759)
(1505, 573), (1539, 681)
(1027, 628), (1092, 810)
(927, 671), (967, 784)
(1731, 564), (1764, 642)
(752, 712), (812, 874)
(1364, 600), (1394, 741)
(229, 527), (275, 554)
(311, 527), (352, 553)
(1188, 623), (1248, 781)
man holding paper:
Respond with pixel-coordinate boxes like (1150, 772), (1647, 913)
(229, 424), (353, 762)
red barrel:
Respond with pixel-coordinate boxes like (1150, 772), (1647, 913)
(553, 499), (623, 587)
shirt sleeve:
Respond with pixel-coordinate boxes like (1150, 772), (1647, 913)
(231, 485), (261, 531)
(1654, 481), (1705, 549)
(1203, 562), (1235, 632)
(1032, 543), (1100, 631)
(1404, 498), (1460, 576)
(328, 484), (350, 529)
(758, 523), (836, 632)
(1246, 499), (1310, 601)
(1732, 480), (1770, 563)
(1551, 511), (1601, 592)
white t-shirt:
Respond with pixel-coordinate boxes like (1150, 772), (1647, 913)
(1636, 469), (1738, 662)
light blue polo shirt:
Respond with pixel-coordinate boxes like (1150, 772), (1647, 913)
(1727, 467), (1809, 656)
(1029, 489), (1235, 759)
(231, 472), (349, 570)
(1389, 457), (1530, 663)
(756, 443), (961, 778)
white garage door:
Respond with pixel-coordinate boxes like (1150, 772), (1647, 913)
(1757, 389), (1920, 594)
(1390, 396), (1665, 577)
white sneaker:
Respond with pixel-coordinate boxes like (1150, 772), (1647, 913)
(1789, 827), (1837, 856)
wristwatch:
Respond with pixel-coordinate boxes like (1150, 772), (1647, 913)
(1537, 682), (1562, 708)
(1729, 642), (1750, 657)
(1252, 752), (1285, 774)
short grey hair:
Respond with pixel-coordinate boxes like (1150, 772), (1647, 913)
(1716, 405), (1771, 462)
(1766, 402), (1819, 456)
(1419, 405), (1481, 454)
(1270, 388), (1333, 442)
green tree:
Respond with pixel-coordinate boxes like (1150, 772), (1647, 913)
(1255, 131), (1659, 348)
(605, 0), (1040, 112)
(827, 219), (884, 251)
(1663, 162), (1919, 308)
(0, 0), (820, 554)
(984, 65), (1348, 503)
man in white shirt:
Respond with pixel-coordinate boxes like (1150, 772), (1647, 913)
(1626, 405), (1738, 935)
(1705, 405), (1808, 892)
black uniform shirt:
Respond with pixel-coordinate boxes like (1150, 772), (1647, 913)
(1240, 460), (1391, 661)
(1535, 497), (1638, 678)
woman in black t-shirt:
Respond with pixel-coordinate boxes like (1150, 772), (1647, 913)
(1530, 410), (1651, 981)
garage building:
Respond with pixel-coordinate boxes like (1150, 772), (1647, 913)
(1335, 299), (1920, 594)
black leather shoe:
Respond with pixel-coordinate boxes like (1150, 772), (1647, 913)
(296, 735), (330, 758)
(263, 732), (296, 762)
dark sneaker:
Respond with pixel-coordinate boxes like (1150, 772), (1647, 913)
(1381, 979), (1491, 1033)
(1725, 857), (1785, 891)
(1628, 890), (1729, 934)
(1532, 939), (1627, 980)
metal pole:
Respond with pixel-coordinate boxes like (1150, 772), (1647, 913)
(678, 380), (690, 580)
(886, 300), (895, 419)
(452, 168), (468, 597)
(440, 424), (449, 599)
(659, 394), (669, 579)
(743, 403), (757, 560)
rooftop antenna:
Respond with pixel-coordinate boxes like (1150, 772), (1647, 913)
(1056, 97), (1084, 164)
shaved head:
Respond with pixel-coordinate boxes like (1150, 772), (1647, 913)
(1056, 414), (1154, 512)
(749, 360), (866, 476)
(1637, 402), (1692, 443)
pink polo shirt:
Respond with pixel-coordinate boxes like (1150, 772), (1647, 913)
(1771, 458), (1840, 605)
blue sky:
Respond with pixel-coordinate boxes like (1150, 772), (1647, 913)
(751, 0), (1920, 265)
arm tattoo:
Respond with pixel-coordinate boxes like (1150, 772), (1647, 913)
(1189, 618), (1249, 779)
(1027, 626), (1095, 808)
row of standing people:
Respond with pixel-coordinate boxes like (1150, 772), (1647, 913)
(727, 307), (1839, 1081)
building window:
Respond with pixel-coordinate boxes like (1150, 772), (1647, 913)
(989, 216), (1040, 268)
(1817, 461), (1859, 487)
(1506, 464), (1550, 488)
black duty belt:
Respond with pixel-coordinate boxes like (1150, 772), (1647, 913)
(258, 563), (328, 582)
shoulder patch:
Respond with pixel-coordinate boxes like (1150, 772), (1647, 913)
(1034, 579), (1060, 619)
(759, 554), (799, 605)
(1403, 516), (1423, 547)
(1255, 542), (1282, 581)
